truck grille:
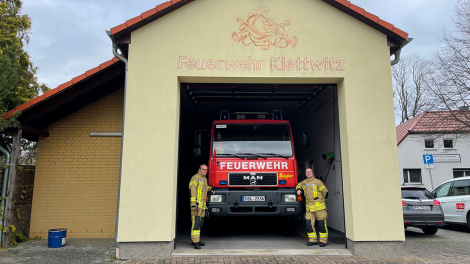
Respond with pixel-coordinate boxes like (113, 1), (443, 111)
(228, 173), (278, 186)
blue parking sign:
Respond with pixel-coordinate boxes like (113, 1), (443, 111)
(423, 154), (434, 164)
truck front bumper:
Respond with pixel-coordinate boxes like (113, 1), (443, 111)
(207, 188), (302, 217)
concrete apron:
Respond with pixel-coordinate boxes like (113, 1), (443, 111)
(172, 249), (353, 256)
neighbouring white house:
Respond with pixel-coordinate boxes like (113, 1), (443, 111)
(396, 111), (470, 191)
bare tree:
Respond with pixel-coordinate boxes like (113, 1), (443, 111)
(428, 0), (470, 129)
(392, 54), (434, 124)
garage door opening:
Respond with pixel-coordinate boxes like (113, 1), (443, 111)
(175, 83), (345, 252)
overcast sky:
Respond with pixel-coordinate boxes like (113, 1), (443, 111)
(23, 0), (457, 89)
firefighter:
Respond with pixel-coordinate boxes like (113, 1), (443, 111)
(296, 168), (329, 247)
(189, 164), (215, 250)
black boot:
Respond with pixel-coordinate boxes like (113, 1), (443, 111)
(319, 242), (326, 247)
(307, 242), (318, 246)
(192, 241), (205, 246)
(194, 242), (201, 250)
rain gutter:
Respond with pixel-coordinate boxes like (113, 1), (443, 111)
(0, 145), (11, 245)
(106, 30), (128, 259)
(391, 38), (413, 66)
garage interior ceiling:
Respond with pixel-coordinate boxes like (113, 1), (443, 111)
(183, 83), (334, 110)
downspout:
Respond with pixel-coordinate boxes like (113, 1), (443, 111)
(391, 37), (413, 66)
(0, 145), (11, 246)
(106, 30), (128, 258)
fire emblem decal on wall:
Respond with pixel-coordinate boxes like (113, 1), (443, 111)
(232, 6), (298, 50)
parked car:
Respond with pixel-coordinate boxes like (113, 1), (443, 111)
(402, 186), (444, 235)
(431, 176), (470, 229)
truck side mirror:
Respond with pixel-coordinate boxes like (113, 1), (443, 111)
(302, 132), (310, 148)
(193, 131), (202, 157)
(196, 132), (202, 148)
(193, 148), (201, 156)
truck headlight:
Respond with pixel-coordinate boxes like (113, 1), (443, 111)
(210, 195), (222, 203)
(285, 194), (296, 202)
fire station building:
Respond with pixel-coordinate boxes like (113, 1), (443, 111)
(2, 0), (410, 260)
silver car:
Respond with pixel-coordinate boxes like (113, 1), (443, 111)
(402, 186), (445, 235)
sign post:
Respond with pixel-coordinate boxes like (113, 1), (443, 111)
(423, 155), (434, 189)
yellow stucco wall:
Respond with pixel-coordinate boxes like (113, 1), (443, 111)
(119, 0), (403, 242)
(30, 89), (123, 238)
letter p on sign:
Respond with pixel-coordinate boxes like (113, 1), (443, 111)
(423, 155), (433, 164)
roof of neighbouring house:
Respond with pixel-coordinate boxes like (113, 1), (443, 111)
(396, 111), (470, 145)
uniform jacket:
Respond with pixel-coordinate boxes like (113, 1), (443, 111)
(296, 177), (328, 212)
(189, 172), (212, 209)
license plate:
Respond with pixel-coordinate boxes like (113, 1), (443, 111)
(411, 206), (431, 210)
(242, 196), (265, 202)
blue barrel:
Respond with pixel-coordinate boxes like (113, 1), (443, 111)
(48, 228), (67, 248)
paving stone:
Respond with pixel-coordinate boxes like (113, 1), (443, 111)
(1, 225), (469, 263)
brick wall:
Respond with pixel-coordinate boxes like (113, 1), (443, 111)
(10, 165), (36, 236)
(29, 88), (123, 238)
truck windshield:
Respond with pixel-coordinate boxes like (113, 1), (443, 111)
(213, 123), (293, 157)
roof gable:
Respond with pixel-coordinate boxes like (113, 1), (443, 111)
(110, 0), (409, 50)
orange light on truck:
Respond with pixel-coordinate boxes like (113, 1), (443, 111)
(297, 195), (302, 202)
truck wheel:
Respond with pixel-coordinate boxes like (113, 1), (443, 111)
(422, 226), (438, 235)
(208, 218), (220, 236)
(282, 218), (296, 236)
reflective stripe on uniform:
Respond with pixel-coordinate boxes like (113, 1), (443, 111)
(190, 197), (196, 202)
(313, 186), (318, 198)
(189, 181), (197, 186)
(307, 232), (316, 238)
(319, 185), (325, 191)
(308, 202), (326, 211)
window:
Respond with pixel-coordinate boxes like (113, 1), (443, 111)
(401, 189), (434, 200)
(449, 180), (470, 196)
(403, 169), (422, 183)
(424, 139), (434, 149)
(213, 123), (293, 156)
(443, 139), (454, 149)
(453, 169), (470, 178)
(434, 182), (452, 198)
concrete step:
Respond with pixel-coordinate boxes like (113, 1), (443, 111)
(172, 248), (353, 256)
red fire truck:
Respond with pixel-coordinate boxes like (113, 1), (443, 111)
(200, 111), (302, 222)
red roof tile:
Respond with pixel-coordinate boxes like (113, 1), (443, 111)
(141, 8), (158, 19)
(15, 102), (31, 112)
(110, 23), (128, 35)
(71, 73), (87, 84)
(335, 0), (350, 7)
(108, 0), (410, 42)
(378, 19), (394, 31)
(2, 57), (121, 120)
(85, 66), (101, 77)
(396, 111), (470, 145)
(3, 110), (16, 120)
(349, 4), (365, 15)
(29, 95), (45, 106)
(126, 15), (143, 27)
(156, 1), (172, 11)
(100, 59), (115, 70)
(43, 88), (59, 99)
(393, 27), (409, 40)
(58, 81), (73, 91)
(363, 11), (379, 23)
